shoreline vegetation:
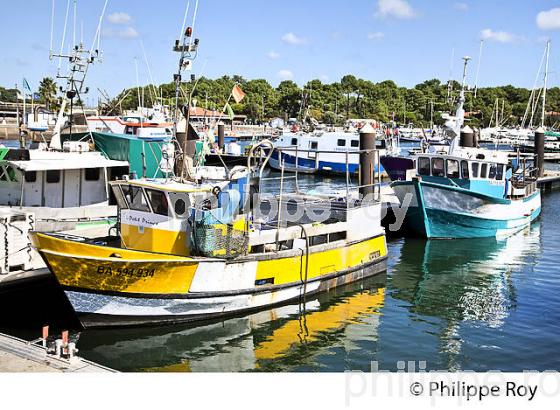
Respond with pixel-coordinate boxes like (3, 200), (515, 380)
(2, 75), (559, 127)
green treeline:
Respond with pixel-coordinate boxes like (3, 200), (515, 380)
(4, 75), (560, 127)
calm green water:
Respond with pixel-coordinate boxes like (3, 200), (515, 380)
(74, 174), (559, 372)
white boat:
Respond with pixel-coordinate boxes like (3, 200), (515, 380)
(0, 146), (129, 232)
(270, 127), (386, 174)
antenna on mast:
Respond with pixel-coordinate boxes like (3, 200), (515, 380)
(542, 40), (550, 128)
(474, 40), (483, 98)
(447, 47), (455, 103)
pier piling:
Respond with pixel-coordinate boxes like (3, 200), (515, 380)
(359, 124), (376, 198)
(218, 122), (225, 150)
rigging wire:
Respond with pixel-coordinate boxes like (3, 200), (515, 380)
(90, 0), (109, 55)
(58, 0), (71, 71)
(179, 0), (190, 43)
(49, 0), (55, 59)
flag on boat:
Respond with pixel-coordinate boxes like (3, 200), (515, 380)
(224, 102), (234, 120)
(231, 84), (245, 103)
(23, 78), (32, 93)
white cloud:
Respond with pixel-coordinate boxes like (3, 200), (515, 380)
(455, 2), (468, 12)
(367, 32), (385, 40)
(375, 0), (416, 19)
(536, 8), (560, 30)
(119, 27), (139, 38)
(267, 51), (280, 59)
(102, 26), (139, 39)
(281, 32), (308, 45)
(278, 69), (293, 80)
(480, 28), (517, 43)
(107, 12), (132, 25)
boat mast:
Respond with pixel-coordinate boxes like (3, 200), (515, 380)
(541, 40), (550, 128)
(455, 56), (470, 131)
(49, 0), (106, 150)
(172, 1), (199, 176)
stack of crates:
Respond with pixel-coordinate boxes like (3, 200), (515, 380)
(0, 209), (35, 274)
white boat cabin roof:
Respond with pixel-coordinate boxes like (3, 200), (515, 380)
(4, 151), (128, 172)
(421, 146), (510, 165)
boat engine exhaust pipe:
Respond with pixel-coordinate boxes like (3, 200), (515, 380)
(459, 125), (474, 147)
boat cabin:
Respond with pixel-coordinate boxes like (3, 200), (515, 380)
(0, 150), (129, 208)
(412, 148), (539, 199)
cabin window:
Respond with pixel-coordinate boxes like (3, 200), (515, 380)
(329, 231), (347, 242)
(496, 164), (504, 180)
(46, 170), (61, 183)
(85, 167), (101, 181)
(472, 162), (479, 178)
(488, 164), (497, 179)
(351, 140), (359, 148)
(121, 185), (150, 212)
(112, 185), (129, 209)
(24, 171), (37, 183)
(0, 165), (16, 182)
(337, 139), (346, 147)
(168, 192), (190, 216)
(291, 138), (297, 145)
(310, 234), (328, 246)
(174, 199), (186, 215)
(480, 163), (488, 178)
(432, 158), (445, 177)
(446, 159), (459, 179)
(146, 189), (169, 216)
(310, 141), (318, 150)
(461, 161), (469, 179)
(418, 157), (430, 176)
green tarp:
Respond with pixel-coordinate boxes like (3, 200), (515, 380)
(62, 132), (172, 179)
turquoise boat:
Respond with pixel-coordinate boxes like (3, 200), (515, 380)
(391, 146), (541, 239)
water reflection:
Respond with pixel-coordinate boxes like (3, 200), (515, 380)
(387, 225), (541, 370)
(77, 272), (386, 372)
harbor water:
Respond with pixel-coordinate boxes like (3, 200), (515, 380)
(1, 167), (559, 372)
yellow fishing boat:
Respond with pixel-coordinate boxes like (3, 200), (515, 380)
(30, 158), (388, 327)
(29, 18), (387, 327)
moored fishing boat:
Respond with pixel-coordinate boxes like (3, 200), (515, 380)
(391, 145), (541, 238)
(270, 127), (386, 174)
(30, 144), (387, 326)
(29, 7), (388, 328)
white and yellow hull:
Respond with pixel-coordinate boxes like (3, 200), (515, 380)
(31, 232), (387, 327)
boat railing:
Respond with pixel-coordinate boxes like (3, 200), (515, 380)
(269, 146), (382, 208)
(510, 152), (539, 196)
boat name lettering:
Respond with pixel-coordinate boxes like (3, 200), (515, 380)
(123, 214), (159, 226)
(96, 266), (156, 278)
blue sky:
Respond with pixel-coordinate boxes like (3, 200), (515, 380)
(2, 0), (560, 102)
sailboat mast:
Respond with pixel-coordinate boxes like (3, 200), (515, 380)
(541, 40), (550, 128)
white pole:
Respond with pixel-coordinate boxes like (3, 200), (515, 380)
(474, 40), (483, 98)
(58, 0), (71, 72)
(542, 40), (550, 128)
(23, 85), (27, 125)
(49, 0), (55, 59)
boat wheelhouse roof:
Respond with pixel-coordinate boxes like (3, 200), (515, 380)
(111, 178), (219, 194)
(4, 151), (128, 172)
(421, 146), (510, 164)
